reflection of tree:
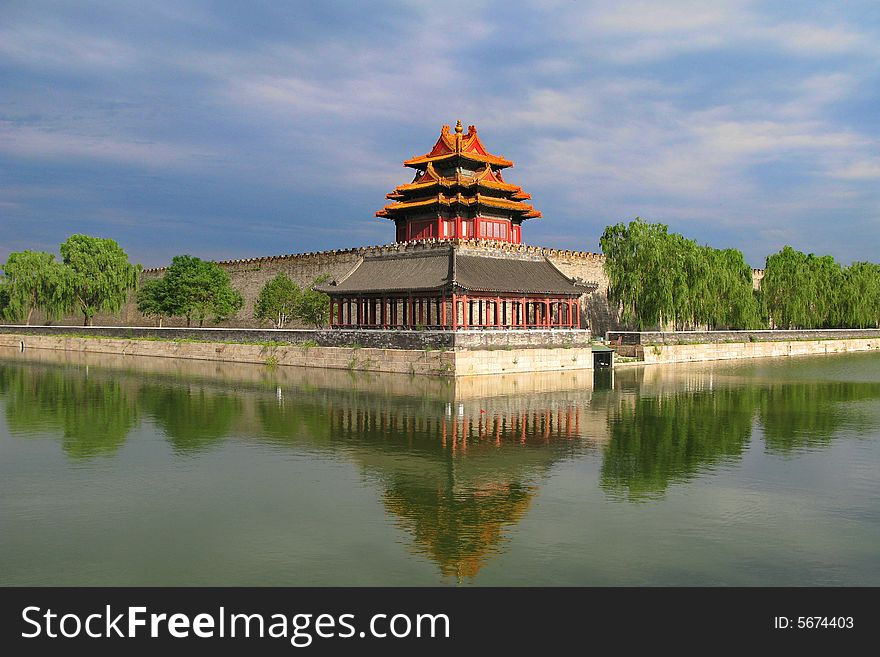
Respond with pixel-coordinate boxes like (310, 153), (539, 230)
(141, 385), (241, 453)
(256, 395), (332, 447)
(759, 381), (880, 454)
(601, 387), (757, 501)
(0, 364), (138, 458)
(601, 379), (880, 498)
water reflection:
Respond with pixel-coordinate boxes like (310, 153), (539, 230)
(142, 385), (241, 453)
(601, 387), (756, 501)
(759, 381), (880, 454)
(0, 364), (138, 458)
(1, 348), (879, 579)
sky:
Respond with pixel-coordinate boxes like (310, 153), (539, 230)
(1, 0), (879, 268)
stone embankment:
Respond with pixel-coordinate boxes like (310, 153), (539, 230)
(0, 328), (595, 376)
(607, 329), (880, 364)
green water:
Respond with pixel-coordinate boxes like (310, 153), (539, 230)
(1, 348), (878, 586)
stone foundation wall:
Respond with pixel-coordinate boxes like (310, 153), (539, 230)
(0, 333), (595, 376)
(0, 325), (591, 350)
(634, 337), (880, 364)
(608, 328), (880, 346)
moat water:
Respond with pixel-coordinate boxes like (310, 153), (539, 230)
(1, 347), (878, 586)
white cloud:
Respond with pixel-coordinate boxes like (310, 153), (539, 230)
(0, 122), (219, 168)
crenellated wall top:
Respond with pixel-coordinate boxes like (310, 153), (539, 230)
(142, 239), (607, 273)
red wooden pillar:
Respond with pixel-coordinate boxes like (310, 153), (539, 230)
(408, 296), (414, 328)
(462, 295), (469, 329)
(451, 294), (457, 330)
(544, 300), (551, 327)
(380, 296), (386, 328)
(356, 297), (362, 326)
(441, 295), (447, 328)
(495, 297), (501, 327)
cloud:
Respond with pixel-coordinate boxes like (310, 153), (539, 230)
(0, 0), (877, 267)
(0, 122), (219, 168)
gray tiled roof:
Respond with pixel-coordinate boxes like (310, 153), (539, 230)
(315, 248), (593, 296)
(316, 252), (451, 294)
(455, 255), (585, 295)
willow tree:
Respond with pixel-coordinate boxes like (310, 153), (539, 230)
(762, 247), (846, 328)
(601, 218), (676, 329)
(59, 235), (141, 326)
(837, 262), (880, 328)
(703, 248), (762, 329)
(0, 250), (70, 325)
(601, 218), (761, 330)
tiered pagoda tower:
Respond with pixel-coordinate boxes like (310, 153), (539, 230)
(378, 120), (540, 244)
(317, 121), (597, 331)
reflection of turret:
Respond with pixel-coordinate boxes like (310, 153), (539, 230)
(261, 373), (599, 580)
(383, 478), (533, 581)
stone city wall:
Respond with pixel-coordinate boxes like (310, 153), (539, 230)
(4, 239), (766, 337)
(7, 240), (622, 335)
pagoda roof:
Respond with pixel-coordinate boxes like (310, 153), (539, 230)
(315, 248), (593, 296)
(376, 191), (541, 219)
(386, 163), (531, 198)
(404, 121), (513, 168)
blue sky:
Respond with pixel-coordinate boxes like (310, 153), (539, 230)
(1, 0), (878, 268)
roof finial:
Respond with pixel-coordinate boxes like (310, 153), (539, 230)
(455, 119), (463, 134)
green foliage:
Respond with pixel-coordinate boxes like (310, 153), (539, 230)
(838, 262), (880, 328)
(1, 365), (138, 458)
(761, 246), (878, 329)
(600, 218), (761, 330)
(136, 278), (171, 327)
(60, 234), (141, 326)
(0, 283), (9, 319)
(296, 275), (331, 328)
(141, 386), (240, 453)
(160, 255), (244, 327)
(1, 250), (70, 324)
(254, 273), (301, 329)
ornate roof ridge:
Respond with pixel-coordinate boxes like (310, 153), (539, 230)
(403, 121), (513, 168)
